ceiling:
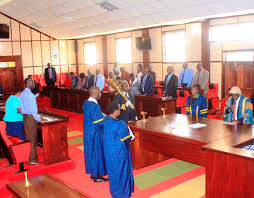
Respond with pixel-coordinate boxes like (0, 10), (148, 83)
(1, 0), (254, 39)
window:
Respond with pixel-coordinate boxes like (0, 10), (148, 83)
(84, 42), (97, 65)
(163, 30), (186, 62)
(115, 37), (132, 64)
(223, 51), (254, 61)
(210, 23), (254, 42)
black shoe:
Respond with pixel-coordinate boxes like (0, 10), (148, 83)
(90, 175), (96, 180)
(93, 177), (108, 182)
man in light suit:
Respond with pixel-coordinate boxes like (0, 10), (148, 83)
(140, 68), (154, 96)
(192, 63), (209, 97)
(164, 66), (178, 98)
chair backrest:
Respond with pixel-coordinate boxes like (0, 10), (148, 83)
(0, 121), (13, 147)
(208, 83), (218, 99)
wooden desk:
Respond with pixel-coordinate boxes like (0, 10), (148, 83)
(6, 173), (88, 198)
(38, 110), (69, 165)
(51, 88), (115, 113)
(135, 95), (176, 119)
(0, 109), (69, 165)
(128, 114), (254, 198)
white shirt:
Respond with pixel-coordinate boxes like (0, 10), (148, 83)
(88, 97), (98, 104)
(132, 72), (142, 85)
(95, 74), (105, 91)
(234, 96), (241, 120)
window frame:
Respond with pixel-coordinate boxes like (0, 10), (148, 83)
(115, 37), (132, 64)
(83, 41), (97, 65)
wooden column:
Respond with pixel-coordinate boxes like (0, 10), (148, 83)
(74, 40), (79, 75)
(201, 21), (210, 74)
(142, 29), (150, 68)
(102, 35), (108, 77)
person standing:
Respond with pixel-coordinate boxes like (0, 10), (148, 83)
(164, 66), (178, 98)
(120, 67), (130, 82)
(85, 69), (95, 90)
(103, 101), (134, 198)
(148, 65), (156, 82)
(63, 73), (72, 88)
(178, 63), (193, 87)
(186, 85), (208, 118)
(3, 89), (25, 140)
(114, 81), (137, 123)
(0, 84), (3, 100)
(112, 62), (120, 78)
(192, 63), (209, 97)
(44, 63), (57, 88)
(83, 87), (107, 182)
(223, 86), (253, 124)
(70, 72), (78, 88)
(20, 78), (41, 165)
(140, 67), (154, 96)
(94, 69), (105, 91)
(129, 73), (140, 96)
(76, 73), (86, 90)
(28, 75), (39, 97)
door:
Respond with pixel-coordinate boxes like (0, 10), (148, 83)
(0, 56), (23, 99)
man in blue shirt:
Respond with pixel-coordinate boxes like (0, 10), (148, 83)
(20, 78), (41, 166)
(178, 63), (193, 87)
(95, 69), (105, 91)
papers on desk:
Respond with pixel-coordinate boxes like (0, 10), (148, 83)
(221, 121), (237, 125)
(38, 115), (55, 122)
(189, 123), (207, 129)
(169, 122), (207, 129)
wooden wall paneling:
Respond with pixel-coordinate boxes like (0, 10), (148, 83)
(102, 35), (108, 77)
(201, 21), (210, 74)
(142, 29), (150, 68)
(74, 40), (79, 75)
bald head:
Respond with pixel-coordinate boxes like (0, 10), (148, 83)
(24, 78), (35, 89)
(89, 86), (101, 100)
(167, 66), (173, 74)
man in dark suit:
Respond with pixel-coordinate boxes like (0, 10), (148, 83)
(164, 66), (178, 98)
(85, 69), (95, 90)
(44, 63), (57, 88)
(114, 81), (137, 123)
(140, 68), (154, 96)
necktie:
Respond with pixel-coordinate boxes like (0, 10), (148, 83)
(142, 76), (146, 92)
(197, 71), (201, 84)
(181, 69), (185, 84)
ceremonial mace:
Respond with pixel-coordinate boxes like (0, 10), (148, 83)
(141, 111), (147, 123)
(107, 79), (135, 109)
(161, 108), (166, 119)
(24, 172), (31, 187)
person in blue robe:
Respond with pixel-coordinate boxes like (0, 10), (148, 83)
(83, 86), (107, 182)
(186, 85), (207, 118)
(103, 101), (134, 198)
(223, 86), (253, 124)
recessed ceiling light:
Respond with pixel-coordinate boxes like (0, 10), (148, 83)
(97, 2), (119, 12)
(60, 17), (75, 23)
(31, 23), (42, 29)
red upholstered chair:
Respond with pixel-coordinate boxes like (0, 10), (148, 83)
(176, 90), (190, 108)
(207, 83), (218, 99)
(0, 121), (31, 173)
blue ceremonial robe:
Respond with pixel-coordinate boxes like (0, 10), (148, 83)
(186, 95), (207, 118)
(103, 116), (134, 198)
(83, 100), (106, 177)
(223, 95), (253, 124)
